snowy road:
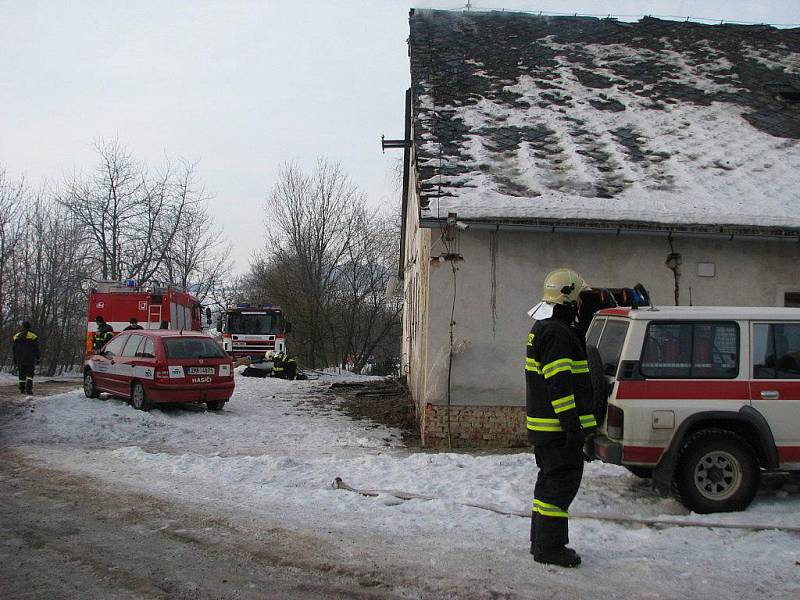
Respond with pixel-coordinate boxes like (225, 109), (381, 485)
(1, 373), (799, 599)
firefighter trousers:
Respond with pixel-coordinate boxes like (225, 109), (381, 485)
(530, 439), (584, 551)
(17, 363), (34, 394)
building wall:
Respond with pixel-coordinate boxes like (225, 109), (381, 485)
(401, 150), (431, 413)
(408, 225), (800, 446)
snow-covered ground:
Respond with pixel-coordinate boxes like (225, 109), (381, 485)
(3, 373), (799, 599)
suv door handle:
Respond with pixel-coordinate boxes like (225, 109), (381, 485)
(760, 390), (779, 399)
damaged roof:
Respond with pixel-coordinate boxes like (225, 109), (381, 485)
(409, 9), (800, 235)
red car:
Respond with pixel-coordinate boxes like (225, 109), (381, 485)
(83, 330), (235, 411)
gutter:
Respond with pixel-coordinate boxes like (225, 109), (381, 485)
(398, 89), (412, 280)
(418, 217), (800, 242)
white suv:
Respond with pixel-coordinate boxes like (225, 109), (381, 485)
(587, 306), (800, 513)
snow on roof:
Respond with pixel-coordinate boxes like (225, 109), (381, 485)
(409, 10), (800, 234)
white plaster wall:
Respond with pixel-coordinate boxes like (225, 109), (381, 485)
(401, 153), (431, 407)
(418, 227), (800, 407)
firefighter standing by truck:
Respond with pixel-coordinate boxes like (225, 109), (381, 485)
(525, 268), (597, 568)
(93, 316), (114, 352)
(12, 321), (40, 395)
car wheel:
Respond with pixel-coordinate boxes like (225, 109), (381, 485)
(84, 371), (101, 399)
(673, 429), (760, 513)
(625, 466), (654, 479)
(206, 400), (226, 411)
(131, 381), (151, 412)
(586, 344), (608, 424)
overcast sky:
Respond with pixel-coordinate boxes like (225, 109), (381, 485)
(1, 1), (797, 274)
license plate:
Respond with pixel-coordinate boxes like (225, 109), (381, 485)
(188, 367), (214, 375)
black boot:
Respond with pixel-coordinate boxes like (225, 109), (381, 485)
(533, 546), (581, 568)
(25, 380), (33, 395)
(19, 382), (26, 394)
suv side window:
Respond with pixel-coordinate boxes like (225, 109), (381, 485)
(596, 320), (628, 376)
(641, 322), (738, 379)
(752, 322), (800, 379)
(586, 317), (605, 348)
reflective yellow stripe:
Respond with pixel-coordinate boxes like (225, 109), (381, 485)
(525, 357), (542, 373)
(533, 499), (569, 518)
(527, 417), (563, 432)
(542, 358), (573, 379)
(572, 360), (589, 374)
(580, 414), (598, 428)
(551, 394), (576, 414)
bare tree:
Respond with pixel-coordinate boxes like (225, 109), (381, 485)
(336, 209), (402, 373)
(3, 192), (92, 374)
(0, 168), (25, 361)
(57, 139), (209, 286)
(57, 138), (144, 280)
(3, 142), (228, 375)
(251, 159), (401, 370)
(156, 194), (232, 302)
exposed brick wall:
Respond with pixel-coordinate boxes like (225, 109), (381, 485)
(421, 403), (528, 448)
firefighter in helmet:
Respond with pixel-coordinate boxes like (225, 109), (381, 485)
(525, 268), (597, 568)
(270, 350), (297, 380)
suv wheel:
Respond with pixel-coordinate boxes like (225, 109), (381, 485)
(131, 381), (152, 412)
(84, 371), (101, 399)
(206, 400), (226, 411)
(673, 429), (760, 513)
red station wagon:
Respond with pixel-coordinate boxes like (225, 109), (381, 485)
(83, 330), (235, 411)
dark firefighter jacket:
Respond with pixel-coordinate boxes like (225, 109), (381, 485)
(525, 315), (597, 445)
(13, 330), (41, 366)
(95, 322), (114, 348)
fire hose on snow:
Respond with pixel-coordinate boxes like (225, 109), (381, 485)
(332, 477), (800, 535)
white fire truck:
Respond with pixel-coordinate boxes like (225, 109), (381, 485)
(219, 303), (289, 373)
(86, 280), (203, 354)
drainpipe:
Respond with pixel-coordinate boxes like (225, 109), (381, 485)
(665, 235), (682, 306)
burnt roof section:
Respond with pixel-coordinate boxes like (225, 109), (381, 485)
(409, 9), (800, 233)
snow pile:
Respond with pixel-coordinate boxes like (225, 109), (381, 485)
(3, 374), (799, 597)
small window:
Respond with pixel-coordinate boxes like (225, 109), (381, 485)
(586, 317), (606, 348)
(753, 322), (800, 379)
(641, 322), (738, 379)
(121, 335), (143, 357)
(139, 338), (156, 359)
(784, 292), (800, 308)
(102, 335), (128, 358)
(597, 320), (628, 376)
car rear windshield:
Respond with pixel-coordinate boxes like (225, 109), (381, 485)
(163, 337), (227, 359)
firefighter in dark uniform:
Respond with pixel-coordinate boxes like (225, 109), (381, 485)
(270, 351), (298, 380)
(94, 315), (115, 352)
(12, 321), (40, 395)
(525, 268), (597, 568)
(124, 317), (143, 331)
